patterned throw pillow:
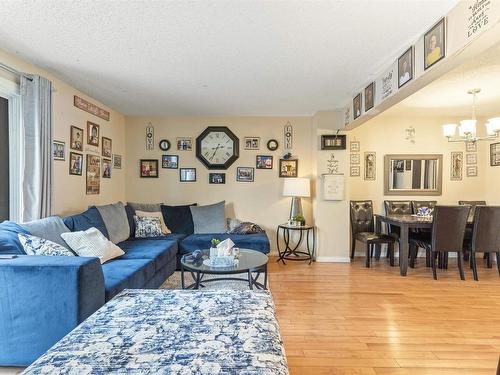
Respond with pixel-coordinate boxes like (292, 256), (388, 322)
(18, 233), (75, 257)
(134, 216), (163, 238)
(226, 218), (265, 234)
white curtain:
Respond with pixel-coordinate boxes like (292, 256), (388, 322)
(20, 75), (52, 221)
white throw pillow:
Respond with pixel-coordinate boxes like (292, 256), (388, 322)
(135, 210), (171, 235)
(61, 227), (124, 264)
(18, 233), (75, 257)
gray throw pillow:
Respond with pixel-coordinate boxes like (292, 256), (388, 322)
(190, 201), (226, 234)
(127, 202), (163, 212)
(96, 202), (130, 244)
(22, 216), (71, 250)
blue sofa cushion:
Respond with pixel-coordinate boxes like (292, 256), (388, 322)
(63, 207), (109, 239)
(125, 205), (136, 238)
(0, 221), (29, 255)
(161, 204), (197, 235)
(101, 258), (156, 301)
(118, 237), (178, 271)
(179, 233), (270, 255)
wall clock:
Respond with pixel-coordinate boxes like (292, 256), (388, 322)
(159, 139), (171, 151)
(196, 126), (239, 170)
(267, 139), (279, 151)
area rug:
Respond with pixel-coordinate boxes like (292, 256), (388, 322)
(160, 271), (268, 291)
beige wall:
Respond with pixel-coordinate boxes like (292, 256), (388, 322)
(125, 116), (313, 251)
(348, 112), (491, 213)
(0, 48), (126, 216)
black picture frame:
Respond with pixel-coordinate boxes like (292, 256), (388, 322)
(180, 168), (197, 182)
(267, 139), (279, 151)
(140, 159), (159, 178)
(159, 139), (171, 151)
(209, 173), (226, 184)
(424, 17), (446, 70)
(195, 126), (240, 170)
(279, 159), (298, 178)
(236, 167), (254, 182)
(364, 82), (375, 111)
(69, 152), (83, 176)
(162, 155), (178, 169)
(321, 135), (346, 150)
(70, 125), (84, 151)
(398, 46), (413, 88)
(490, 142), (500, 166)
(353, 93), (362, 119)
(256, 155), (273, 169)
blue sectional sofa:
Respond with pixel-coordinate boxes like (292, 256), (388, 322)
(0, 203), (270, 366)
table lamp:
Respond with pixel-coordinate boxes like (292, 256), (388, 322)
(282, 177), (310, 219)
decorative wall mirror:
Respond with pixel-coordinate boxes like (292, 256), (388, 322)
(384, 154), (443, 196)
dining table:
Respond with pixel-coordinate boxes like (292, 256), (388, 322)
(374, 214), (432, 276)
(374, 212), (475, 276)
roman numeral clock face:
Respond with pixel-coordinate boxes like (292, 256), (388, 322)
(196, 127), (239, 169)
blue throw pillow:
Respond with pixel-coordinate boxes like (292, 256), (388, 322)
(190, 201), (226, 234)
(161, 204), (197, 235)
(125, 205), (136, 238)
(0, 221), (30, 255)
(63, 207), (109, 239)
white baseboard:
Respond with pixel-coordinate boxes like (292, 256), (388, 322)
(316, 256), (351, 263)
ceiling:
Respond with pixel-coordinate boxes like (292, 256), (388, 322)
(0, 0), (458, 116)
(388, 42), (500, 118)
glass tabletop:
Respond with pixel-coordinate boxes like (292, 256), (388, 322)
(181, 249), (268, 274)
(279, 223), (314, 230)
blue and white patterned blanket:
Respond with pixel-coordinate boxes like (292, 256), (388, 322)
(23, 289), (288, 374)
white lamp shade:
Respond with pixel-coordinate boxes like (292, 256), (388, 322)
(283, 177), (310, 197)
(442, 124), (457, 137)
(486, 117), (500, 135)
(459, 119), (477, 136)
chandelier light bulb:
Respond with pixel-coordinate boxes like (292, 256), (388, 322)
(459, 119), (476, 137)
(442, 124), (457, 138)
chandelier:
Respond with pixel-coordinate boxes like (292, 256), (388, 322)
(442, 89), (500, 143)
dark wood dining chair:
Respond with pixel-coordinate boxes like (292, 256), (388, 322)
(350, 200), (396, 268)
(465, 206), (500, 281)
(409, 205), (470, 280)
(459, 200), (486, 262)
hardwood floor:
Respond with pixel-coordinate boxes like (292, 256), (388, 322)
(268, 256), (500, 375)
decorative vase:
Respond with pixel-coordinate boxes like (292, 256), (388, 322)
(209, 247), (218, 259)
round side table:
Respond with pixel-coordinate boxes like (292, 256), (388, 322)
(276, 224), (316, 265)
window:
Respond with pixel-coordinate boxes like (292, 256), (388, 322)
(0, 76), (21, 222)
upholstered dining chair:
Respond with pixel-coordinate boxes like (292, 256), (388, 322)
(409, 205), (470, 280)
(383, 200), (412, 240)
(459, 200), (487, 262)
(411, 200), (437, 215)
(464, 206), (500, 281)
(350, 200), (396, 268)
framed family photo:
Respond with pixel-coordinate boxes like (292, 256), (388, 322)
(256, 155), (273, 169)
(102, 137), (112, 158)
(102, 158), (112, 178)
(69, 152), (83, 175)
(424, 18), (446, 70)
(176, 137), (193, 151)
(209, 173), (225, 184)
(52, 140), (65, 161)
(353, 93), (362, 120)
(140, 159), (159, 178)
(236, 167), (255, 182)
(87, 121), (100, 147)
(244, 137), (260, 150)
(113, 154), (122, 169)
(364, 82), (375, 111)
(70, 126), (83, 151)
(162, 155), (179, 169)
(398, 47), (413, 88)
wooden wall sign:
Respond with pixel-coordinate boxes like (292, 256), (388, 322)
(146, 124), (154, 150)
(284, 122), (293, 150)
(74, 95), (110, 121)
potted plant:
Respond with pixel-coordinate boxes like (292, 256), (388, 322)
(292, 214), (305, 226)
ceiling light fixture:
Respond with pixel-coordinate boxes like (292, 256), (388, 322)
(442, 89), (500, 143)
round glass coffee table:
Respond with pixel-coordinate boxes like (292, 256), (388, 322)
(180, 249), (268, 290)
